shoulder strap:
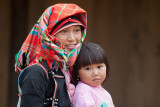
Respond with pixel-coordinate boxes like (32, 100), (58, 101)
(37, 62), (49, 79)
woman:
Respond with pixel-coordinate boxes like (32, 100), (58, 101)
(15, 3), (87, 107)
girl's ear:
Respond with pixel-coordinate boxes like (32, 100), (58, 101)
(77, 75), (80, 81)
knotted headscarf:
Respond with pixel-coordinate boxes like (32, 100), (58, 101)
(15, 3), (87, 104)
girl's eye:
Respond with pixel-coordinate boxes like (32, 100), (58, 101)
(85, 67), (91, 70)
(97, 65), (103, 69)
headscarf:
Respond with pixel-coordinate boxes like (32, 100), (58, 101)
(15, 3), (87, 104)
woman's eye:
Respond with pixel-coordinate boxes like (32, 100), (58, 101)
(75, 29), (81, 33)
(60, 30), (67, 33)
(85, 67), (91, 70)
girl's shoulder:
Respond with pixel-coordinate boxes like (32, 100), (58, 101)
(76, 81), (101, 90)
(73, 82), (98, 106)
(75, 81), (95, 93)
(76, 81), (90, 88)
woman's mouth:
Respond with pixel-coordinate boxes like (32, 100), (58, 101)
(65, 44), (76, 50)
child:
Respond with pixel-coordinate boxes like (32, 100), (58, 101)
(72, 43), (114, 107)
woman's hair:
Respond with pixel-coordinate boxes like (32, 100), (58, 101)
(72, 43), (109, 85)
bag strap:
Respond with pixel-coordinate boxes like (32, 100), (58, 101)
(37, 62), (49, 79)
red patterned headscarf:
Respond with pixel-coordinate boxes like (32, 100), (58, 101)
(15, 4), (87, 73)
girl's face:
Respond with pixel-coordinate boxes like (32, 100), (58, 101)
(78, 63), (106, 87)
(54, 25), (82, 53)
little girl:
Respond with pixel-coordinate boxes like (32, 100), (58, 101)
(72, 43), (114, 107)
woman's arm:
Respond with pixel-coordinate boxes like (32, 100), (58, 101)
(19, 64), (48, 107)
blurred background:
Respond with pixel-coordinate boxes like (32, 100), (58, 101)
(0, 0), (160, 107)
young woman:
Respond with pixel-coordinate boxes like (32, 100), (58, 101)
(72, 43), (114, 107)
(15, 3), (87, 107)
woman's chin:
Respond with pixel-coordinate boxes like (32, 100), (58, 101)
(64, 49), (71, 54)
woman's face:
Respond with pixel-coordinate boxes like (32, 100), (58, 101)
(54, 25), (82, 53)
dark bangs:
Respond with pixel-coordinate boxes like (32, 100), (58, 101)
(79, 44), (106, 68)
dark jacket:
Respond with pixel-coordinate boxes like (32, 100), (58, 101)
(18, 61), (71, 107)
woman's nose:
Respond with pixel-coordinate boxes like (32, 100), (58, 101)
(68, 32), (75, 41)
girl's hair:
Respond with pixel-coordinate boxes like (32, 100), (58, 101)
(72, 43), (109, 85)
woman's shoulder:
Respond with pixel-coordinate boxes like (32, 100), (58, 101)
(23, 64), (45, 75)
(19, 63), (49, 83)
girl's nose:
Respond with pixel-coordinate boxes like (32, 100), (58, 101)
(93, 69), (99, 76)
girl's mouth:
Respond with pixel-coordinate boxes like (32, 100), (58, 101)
(92, 78), (100, 81)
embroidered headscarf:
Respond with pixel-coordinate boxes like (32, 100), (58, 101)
(15, 3), (87, 72)
(15, 4), (87, 104)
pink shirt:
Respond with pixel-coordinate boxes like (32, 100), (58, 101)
(73, 81), (114, 107)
